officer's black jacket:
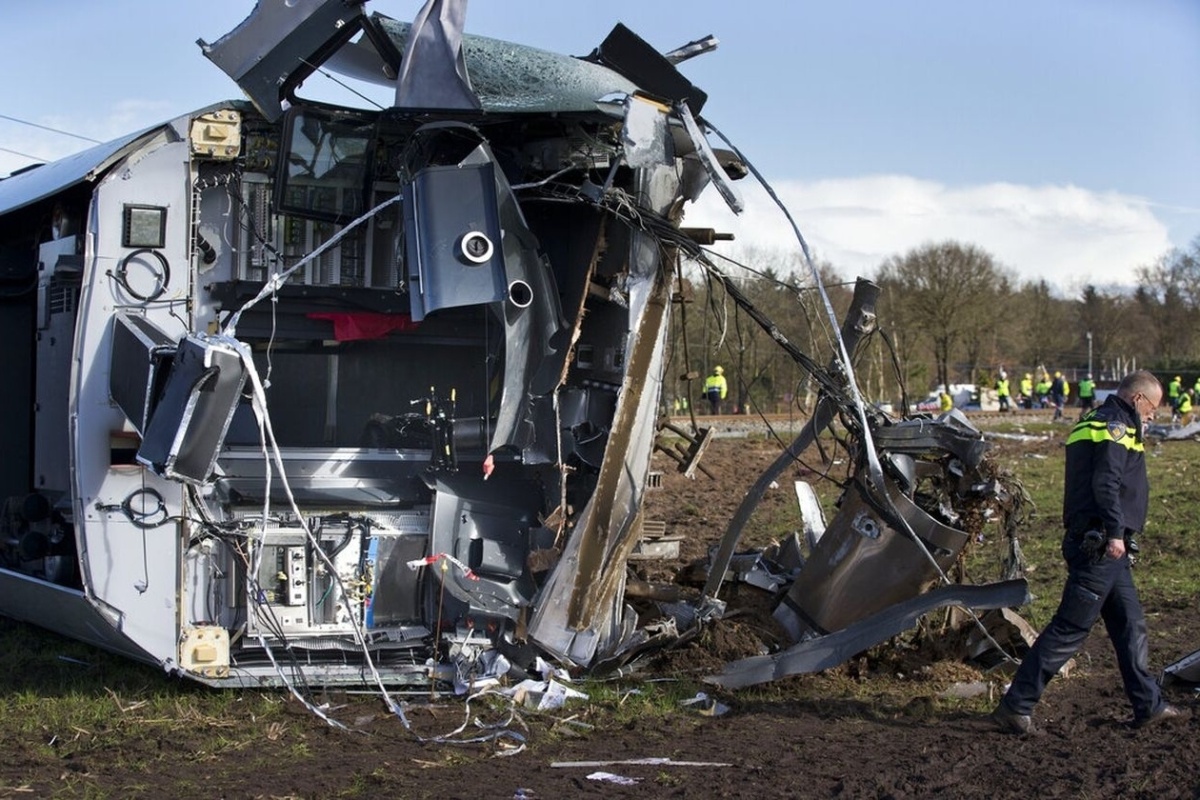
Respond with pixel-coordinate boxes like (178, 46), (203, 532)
(1062, 393), (1149, 541)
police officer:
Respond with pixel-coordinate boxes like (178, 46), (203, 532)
(704, 365), (727, 415)
(991, 370), (1183, 734)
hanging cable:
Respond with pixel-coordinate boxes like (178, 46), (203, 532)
(0, 113), (102, 143)
(697, 112), (885, 496)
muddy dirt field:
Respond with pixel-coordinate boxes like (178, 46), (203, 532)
(3, 425), (1199, 799)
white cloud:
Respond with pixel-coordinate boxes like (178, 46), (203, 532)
(686, 175), (1174, 293)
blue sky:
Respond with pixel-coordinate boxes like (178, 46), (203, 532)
(2, 0), (1196, 292)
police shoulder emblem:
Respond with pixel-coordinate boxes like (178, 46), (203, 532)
(1107, 421), (1127, 440)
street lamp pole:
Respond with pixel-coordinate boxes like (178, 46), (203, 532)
(1087, 331), (1093, 377)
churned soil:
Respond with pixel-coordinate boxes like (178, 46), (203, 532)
(1, 421), (1197, 800)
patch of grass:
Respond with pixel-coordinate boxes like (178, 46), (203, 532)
(577, 678), (706, 728)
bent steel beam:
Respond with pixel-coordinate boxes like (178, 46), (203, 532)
(700, 277), (880, 608)
(706, 579), (1030, 689)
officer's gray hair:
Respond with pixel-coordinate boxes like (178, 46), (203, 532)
(1116, 370), (1163, 401)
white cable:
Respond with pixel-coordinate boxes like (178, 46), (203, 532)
(222, 194), (402, 336)
(696, 111), (885, 493)
(227, 335), (413, 728)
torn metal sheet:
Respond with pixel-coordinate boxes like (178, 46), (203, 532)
(677, 102), (743, 214)
(701, 277), (881, 607)
(622, 94), (673, 169)
(774, 475), (970, 640)
(707, 580), (1030, 689)
(393, 0), (481, 110)
(1146, 420), (1200, 442)
(199, 0), (367, 122)
(1163, 648), (1200, 684)
(793, 481), (827, 551)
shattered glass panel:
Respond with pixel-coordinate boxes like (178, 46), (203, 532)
(375, 17), (638, 113)
(621, 95), (671, 169)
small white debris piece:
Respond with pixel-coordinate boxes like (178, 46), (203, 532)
(680, 691), (730, 716)
(587, 772), (640, 785)
(507, 677), (588, 710)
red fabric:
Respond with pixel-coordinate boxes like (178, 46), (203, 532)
(307, 312), (419, 341)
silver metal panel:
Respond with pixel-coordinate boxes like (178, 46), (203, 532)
(33, 238), (80, 494)
(0, 568), (154, 665)
(71, 138), (191, 664)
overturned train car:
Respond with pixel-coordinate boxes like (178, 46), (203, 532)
(0, 1), (746, 686)
(0, 1), (1030, 692)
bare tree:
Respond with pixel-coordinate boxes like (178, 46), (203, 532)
(1135, 238), (1200, 368)
(1009, 279), (1074, 374)
(1076, 285), (1135, 379)
(875, 241), (1011, 392)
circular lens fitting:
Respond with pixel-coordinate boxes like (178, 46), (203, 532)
(459, 231), (494, 264)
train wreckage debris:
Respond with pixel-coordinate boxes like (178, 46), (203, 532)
(0, 0), (1033, 725)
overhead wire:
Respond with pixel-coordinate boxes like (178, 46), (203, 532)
(0, 112), (102, 143)
(0, 145), (43, 162)
(697, 112), (886, 497)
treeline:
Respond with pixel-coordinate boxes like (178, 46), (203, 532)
(665, 235), (1200, 414)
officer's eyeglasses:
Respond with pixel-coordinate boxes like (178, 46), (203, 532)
(1135, 393), (1159, 418)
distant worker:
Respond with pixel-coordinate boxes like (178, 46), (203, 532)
(1193, 376), (1200, 398)
(704, 365), (728, 415)
(1050, 371), (1067, 422)
(996, 372), (1011, 412)
(1035, 374), (1051, 408)
(1167, 375), (1182, 411)
(1078, 373), (1096, 416)
(1020, 372), (1034, 410)
(991, 370), (1182, 734)
(1176, 389), (1193, 425)
(939, 388), (954, 413)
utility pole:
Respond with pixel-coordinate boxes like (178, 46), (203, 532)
(1087, 331), (1093, 377)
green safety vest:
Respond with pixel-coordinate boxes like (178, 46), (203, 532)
(704, 374), (727, 398)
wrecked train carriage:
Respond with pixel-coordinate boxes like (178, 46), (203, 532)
(0, 3), (742, 685)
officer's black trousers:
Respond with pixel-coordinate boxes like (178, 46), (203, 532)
(1003, 536), (1163, 722)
